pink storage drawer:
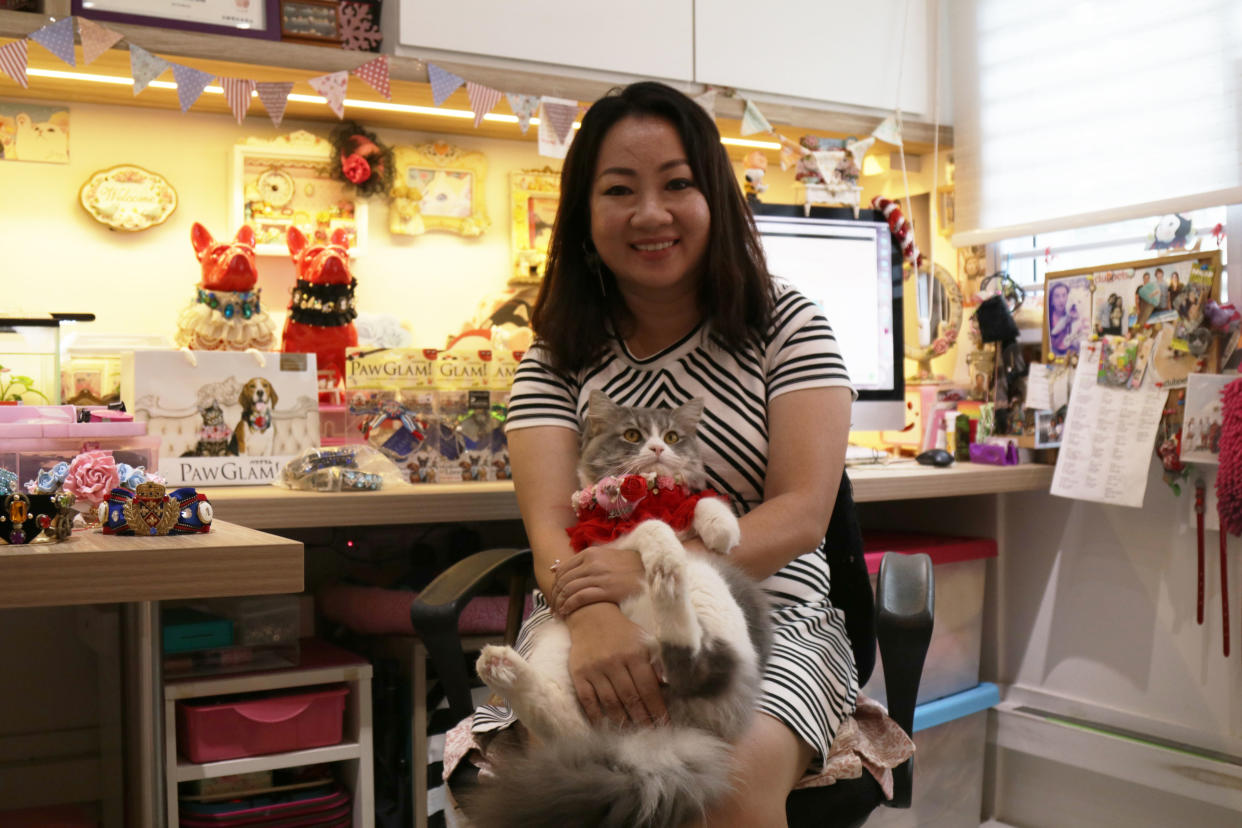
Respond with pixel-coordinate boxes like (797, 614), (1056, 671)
(176, 685), (349, 764)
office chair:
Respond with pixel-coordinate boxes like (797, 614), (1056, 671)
(410, 471), (934, 827)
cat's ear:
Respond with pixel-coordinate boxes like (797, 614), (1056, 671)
(585, 390), (618, 437)
(674, 397), (706, 430)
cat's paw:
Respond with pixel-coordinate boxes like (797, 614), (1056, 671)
(476, 645), (524, 691)
(694, 498), (740, 555)
(644, 546), (686, 603)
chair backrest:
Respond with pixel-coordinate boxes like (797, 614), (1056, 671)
(823, 470), (876, 687)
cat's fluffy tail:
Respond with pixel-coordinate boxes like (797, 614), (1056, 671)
(462, 727), (735, 828)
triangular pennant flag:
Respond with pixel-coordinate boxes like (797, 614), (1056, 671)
(871, 113), (903, 147)
(466, 81), (501, 128)
(0, 39), (28, 88)
(540, 96), (577, 143)
(77, 18), (124, 65)
(256, 81), (294, 127)
(171, 63), (215, 112)
(427, 63), (465, 107)
(29, 17), (75, 66)
(351, 54), (391, 100)
(130, 44), (169, 95)
(506, 92), (539, 134)
(309, 70), (349, 118)
(221, 77), (256, 124)
(777, 134), (802, 172)
(740, 99), (772, 136)
(693, 89), (717, 120)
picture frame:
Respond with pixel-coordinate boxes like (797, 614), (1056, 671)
(69, 0), (280, 40)
(1043, 250), (1221, 370)
(230, 130), (368, 257)
(279, 0), (342, 44)
(509, 167), (560, 286)
(389, 141), (490, 238)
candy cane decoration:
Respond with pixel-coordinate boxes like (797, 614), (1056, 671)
(871, 196), (925, 274)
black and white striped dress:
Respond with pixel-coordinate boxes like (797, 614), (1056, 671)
(473, 283), (859, 767)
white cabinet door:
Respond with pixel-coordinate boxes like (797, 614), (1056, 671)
(394, 0), (694, 82)
(695, 0), (932, 116)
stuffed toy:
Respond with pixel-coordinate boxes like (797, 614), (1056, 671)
(1149, 213), (1194, 250)
(281, 226), (359, 397)
(175, 223), (277, 351)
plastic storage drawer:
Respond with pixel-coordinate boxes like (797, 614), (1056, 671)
(176, 684), (349, 763)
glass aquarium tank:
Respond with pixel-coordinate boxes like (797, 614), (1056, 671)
(0, 314), (95, 405)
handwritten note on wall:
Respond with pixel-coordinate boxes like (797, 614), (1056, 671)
(1051, 341), (1166, 508)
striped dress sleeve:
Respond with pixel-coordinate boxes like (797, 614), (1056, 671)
(763, 285), (856, 402)
(503, 345), (582, 434)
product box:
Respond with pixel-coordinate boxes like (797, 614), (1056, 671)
(122, 350), (321, 487)
(866, 683), (1000, 828)
(345, 347), (438, 482)
(433, 349), (492, 482)
(861, 532), (997, 707)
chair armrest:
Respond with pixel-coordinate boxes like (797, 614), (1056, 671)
(875, 551), (934, 808)
(409, 547), (532, 720)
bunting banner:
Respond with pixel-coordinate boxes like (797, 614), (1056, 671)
(171, 63), (215, 112)
(351, 54), (391, 99)
(740, 99), (772, 136)
(538, 96), (578, 159)
(427, 63), (464, 107)
(256, 81), (294, 126)
(28, 17), (76, 67)
(871, 113), (903, 146)
(0, 39), (28, 88)
(692, 88), (717, 120)
(506, 92), (539, 134)
(466, 81), (501, 127)
(221, 77), (256, 124)
(77, 18), (124, 66)
(130, 44), (169, 95)
(776, 133), (802, 172)
(309, 70), (349, 118)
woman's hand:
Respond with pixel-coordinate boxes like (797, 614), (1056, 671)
(549, 545), (645, 617)
(565, 603), (667, 726)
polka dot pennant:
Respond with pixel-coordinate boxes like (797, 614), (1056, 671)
(351, 54), (391, 100)
(28, 17), (75, 67)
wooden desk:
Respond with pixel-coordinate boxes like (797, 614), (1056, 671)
(204, 463), (1056, 529)
(0, 521), (304, 828)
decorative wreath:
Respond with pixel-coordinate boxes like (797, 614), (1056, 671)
(329, 121), (394, 198)
(871, 195), (925, 273)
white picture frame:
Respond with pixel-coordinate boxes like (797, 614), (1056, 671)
(230, 131), (368, 258)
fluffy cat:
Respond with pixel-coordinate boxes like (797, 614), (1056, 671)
(469, 390), (771, 828)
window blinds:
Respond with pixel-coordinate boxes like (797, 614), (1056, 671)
(949, 0), (1242, 247)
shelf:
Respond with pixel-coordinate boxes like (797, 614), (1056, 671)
(0, 9), (951, 152)
(174, 741), (361, 782)
(166, 639), (372, 699)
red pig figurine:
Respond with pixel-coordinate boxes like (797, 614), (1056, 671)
(175, 223), (277, 351)
(281, 226), (358, 397)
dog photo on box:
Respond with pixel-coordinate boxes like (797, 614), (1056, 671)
(123, 350), (320, 486)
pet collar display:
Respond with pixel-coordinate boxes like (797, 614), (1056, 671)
(0, 493), (73, 545)
(288, 277), (358, 327)
(195, 287), (264, 320)
(100, 483), (213, 536)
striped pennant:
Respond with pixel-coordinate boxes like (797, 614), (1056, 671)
(308, 70), (349, 118)
(427, 63), (464, 106)
(256, 81), (294, 126)
(28, 17), (75, 66)
(77, 18), (124, 66)
(540, 96), (576, 143)
(0, 39), (28, 88)
(351, 54), (390, 99)
(221, 77), (256, 124)
(466, 81), (501, 128)
(171, 63), (215, 112)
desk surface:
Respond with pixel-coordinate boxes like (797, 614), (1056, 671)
(0, 520), (304, 609)
(204, 462), (1056, 529)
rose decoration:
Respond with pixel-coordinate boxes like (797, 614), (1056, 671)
(63, 450), (121, 507)
(620, 475), (649, 502)
(340, 153), (372, 185)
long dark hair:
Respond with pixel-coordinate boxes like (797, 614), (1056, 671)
(532, 81), (774, 373)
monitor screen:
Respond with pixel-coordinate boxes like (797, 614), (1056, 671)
(752, 204), (905, 430)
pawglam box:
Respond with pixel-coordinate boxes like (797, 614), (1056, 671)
(122, 350), (320, 486)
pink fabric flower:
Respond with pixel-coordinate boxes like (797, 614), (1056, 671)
(594, 476), (622, 512)
(656, 475), (676, 491)
(63, 450), (121, 506)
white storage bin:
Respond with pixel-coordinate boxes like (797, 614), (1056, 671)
(861, 533), (996, 707)
(868, 682), (1000, 828)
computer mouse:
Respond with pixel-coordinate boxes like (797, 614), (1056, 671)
(916, 448), (954, 467)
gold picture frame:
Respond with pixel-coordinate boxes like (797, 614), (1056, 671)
(389, 141), (490, 237)
(509, 167), (560, 285)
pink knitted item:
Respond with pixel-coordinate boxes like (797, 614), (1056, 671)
(1218, 377), (1242, 537)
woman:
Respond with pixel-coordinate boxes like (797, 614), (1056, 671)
(474, 81), (855, 824)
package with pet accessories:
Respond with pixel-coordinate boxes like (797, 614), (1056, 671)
(486, 349), (522, 480)
(434, 350), (492, 482)
(345, 348), (437, 483)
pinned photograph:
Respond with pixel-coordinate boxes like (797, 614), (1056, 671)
(1034, 409), (1063, 448)
(1044, 274), (1092, 361)
(1096, 335), (1138, 388)
(0, 102), (69, 164)
(1181, 373), (1234, 464)
(1090, 269), (1143, 334)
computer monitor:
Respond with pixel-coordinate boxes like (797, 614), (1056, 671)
(752, 204), (906, 431)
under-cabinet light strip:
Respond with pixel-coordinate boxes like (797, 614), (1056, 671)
(24, 66), (781, 149)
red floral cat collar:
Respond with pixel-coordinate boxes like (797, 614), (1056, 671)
(567, 473), (722, 552)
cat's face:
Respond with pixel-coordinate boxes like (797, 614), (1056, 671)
(579, 390), (706, 488)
